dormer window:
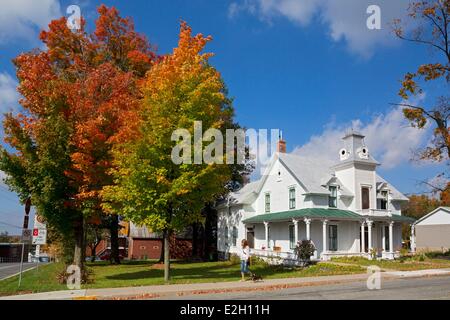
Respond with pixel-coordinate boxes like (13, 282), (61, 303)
(328, 186), (337, 208)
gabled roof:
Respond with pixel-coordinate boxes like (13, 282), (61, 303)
(413, 206), (450, 225)
(376, 174), (409, 201)
(225, 152), (408, 207)
(228, 180), (260, 205)
(277, 153), (333, 195)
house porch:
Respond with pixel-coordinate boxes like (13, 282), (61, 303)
(241, 208), (414, 263)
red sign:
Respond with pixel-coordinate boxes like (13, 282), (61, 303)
(33, 229), (39, 236)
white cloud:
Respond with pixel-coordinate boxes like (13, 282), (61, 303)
(0, 0), (61, 44)
(292, 105), (431, 169)
(0, 72), (19, 114)
(228, 0), (412, 57)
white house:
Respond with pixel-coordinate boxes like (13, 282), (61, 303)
(216, 131), (414, 262)
(412, 207), (450, 252)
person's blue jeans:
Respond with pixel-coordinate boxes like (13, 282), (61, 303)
(240, 260), (249, 273)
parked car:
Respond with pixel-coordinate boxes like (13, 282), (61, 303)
(30, 254), (50, 263)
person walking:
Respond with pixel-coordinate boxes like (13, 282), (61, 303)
(240, 239), (250, 281)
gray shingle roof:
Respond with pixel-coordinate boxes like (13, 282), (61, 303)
(226, 152), (408, 205)
(278, 153), (333, 195)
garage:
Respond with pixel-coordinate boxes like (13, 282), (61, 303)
(413, 207), (450, 252)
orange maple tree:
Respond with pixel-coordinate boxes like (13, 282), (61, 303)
(1, 5), (156, 268)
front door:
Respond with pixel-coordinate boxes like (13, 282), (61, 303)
(247, 228), (255, 249)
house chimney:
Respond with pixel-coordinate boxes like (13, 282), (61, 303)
(277, 131), (286, 153)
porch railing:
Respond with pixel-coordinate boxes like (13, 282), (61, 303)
(250, 248), (296, 264)
(357, 209), (392, 218)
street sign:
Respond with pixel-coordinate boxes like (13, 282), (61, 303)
(32, 214), (47, 245)
(32, 228), (47, 245)
(21, 229), (32, 243)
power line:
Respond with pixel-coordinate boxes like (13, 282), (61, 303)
(0, 220), (22, 229)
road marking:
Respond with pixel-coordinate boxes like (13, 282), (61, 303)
(0, 264), (38, 281)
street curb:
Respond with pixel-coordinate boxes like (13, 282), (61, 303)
(2, 268), (450, 300)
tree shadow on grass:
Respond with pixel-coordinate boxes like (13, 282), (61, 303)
(87, 260), (159, 267)
(104, 262), (293, 282)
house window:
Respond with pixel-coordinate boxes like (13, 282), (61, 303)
(265, 193), (271, 213)
(289, 225), (296, 249)
(361, 187), (370, 210)
(289, 188), (296, 209)
(224, 226), (229, 247)
(232, 227), (238, 247)
(380, 191), (388, 210)
(328, 186), (337, 208)
(384, 226), (390, 251)
(328, 225), (338, 251)
(268, 226), (272, 249)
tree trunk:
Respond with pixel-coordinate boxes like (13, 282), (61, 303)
(158, 236), (165, 263)
(73, 217), (85, 272)
(164, 229), (170, 282)
(203, 205), (218, 261)
(109, 214), (120, 264)
(90, 242), (99, 262)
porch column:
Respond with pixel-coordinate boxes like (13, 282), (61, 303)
(360, 221), (365, 253)
(322, 220), (328, 254)
(264, 221), (269, 249)
(367, 220), (373, 253)
(304, 218), (311, 241)
(389, 221), (394, 255)
(410, 224), (416, 253)
(293, 219), (299, 245)
(382, 224), (386, 252)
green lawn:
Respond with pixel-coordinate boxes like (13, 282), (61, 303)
(0, 260), (364, 296)
(331, 256), (450, 271)
(4, 254), (449, 296)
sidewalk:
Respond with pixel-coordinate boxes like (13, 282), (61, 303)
(2, 268), (450, 300)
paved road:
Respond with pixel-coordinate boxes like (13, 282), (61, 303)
(0, 263), (38, 280)
(158, 275), (450, 300)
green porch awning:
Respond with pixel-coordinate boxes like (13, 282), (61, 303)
(243, 208), (361, 224)
(390, 214), (416, 224)
(242, 208), (416, 224)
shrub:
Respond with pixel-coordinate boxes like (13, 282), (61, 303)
(251, 255), (269, 267)
(369, 248), (377, 260)
(294, 240), (315, 266)
(399, 248), (409, 257)
(229, 253), (240, 265)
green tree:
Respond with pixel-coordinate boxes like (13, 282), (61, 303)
(102, 22), (237, 281)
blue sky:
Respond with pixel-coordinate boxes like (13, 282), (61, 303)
(0, 0), (447, 234)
